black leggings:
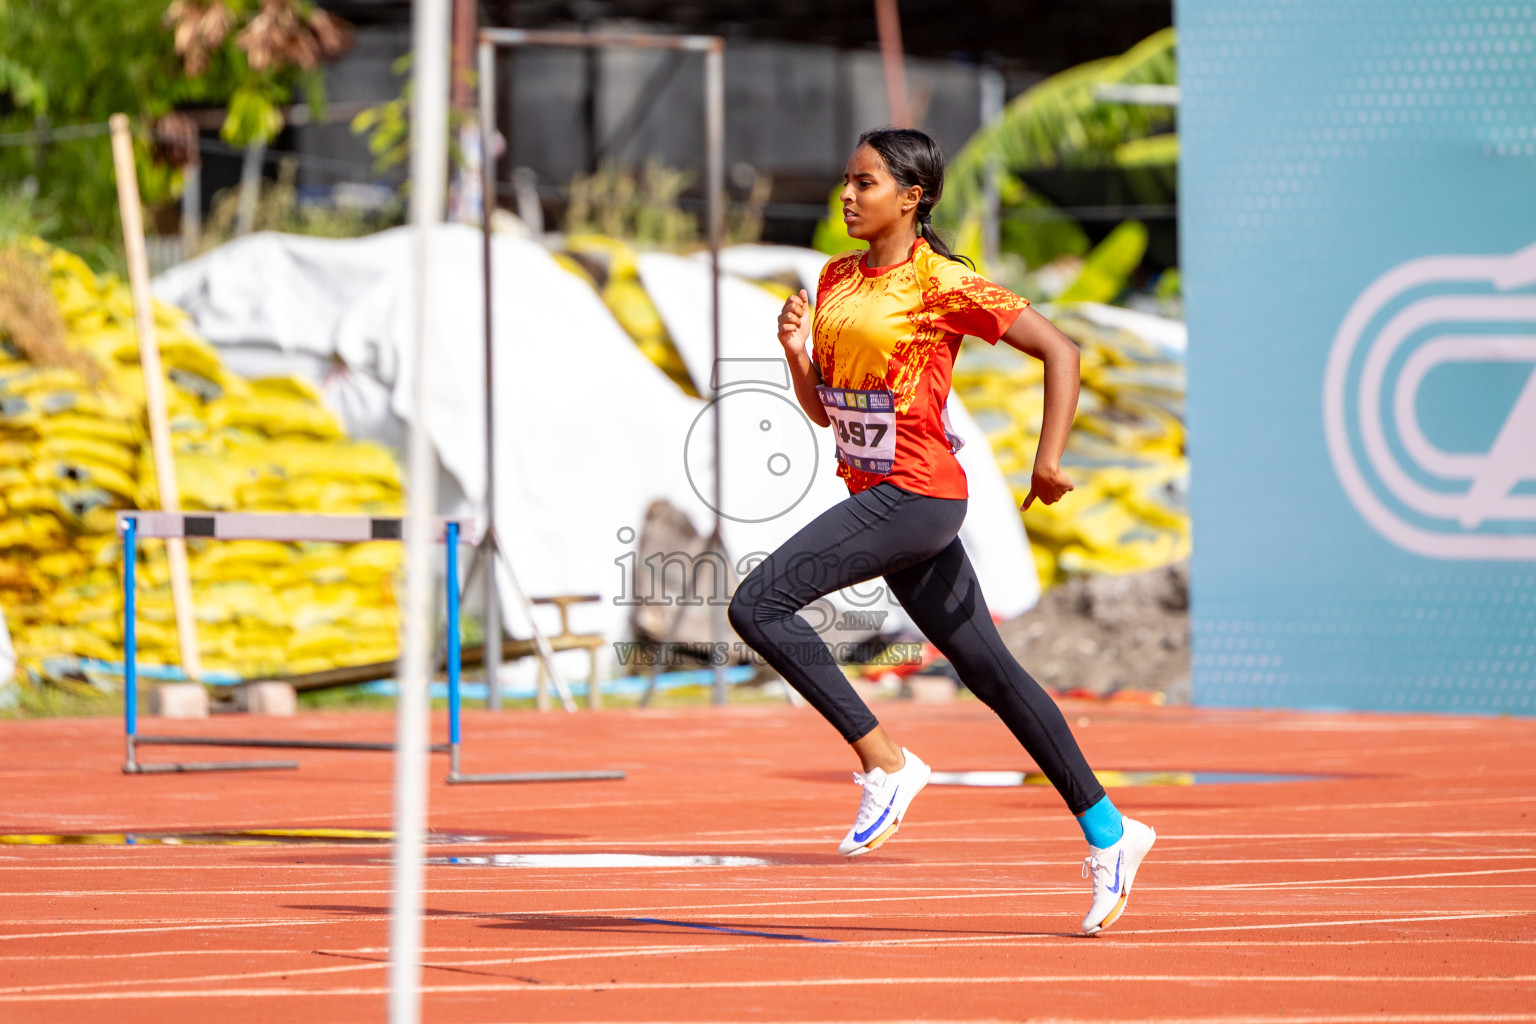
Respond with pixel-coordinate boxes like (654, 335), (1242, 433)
(727, 481), (1105, 815)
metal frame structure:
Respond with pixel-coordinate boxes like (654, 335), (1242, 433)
(476, 27), (731, 708)
(116, 511), (623, 783)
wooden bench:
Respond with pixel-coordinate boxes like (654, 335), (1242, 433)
(527, 594), (607, 711)
(231, 593), (609, 711)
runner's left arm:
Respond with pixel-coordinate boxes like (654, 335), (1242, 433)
(999, 307), (1080, 509)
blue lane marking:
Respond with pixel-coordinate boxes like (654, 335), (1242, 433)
(631, 917), (837, 944)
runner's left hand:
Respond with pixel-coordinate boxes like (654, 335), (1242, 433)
(1022, 463), (1074, 509)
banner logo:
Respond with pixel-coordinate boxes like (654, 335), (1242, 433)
(1324, 242), (1536, 559)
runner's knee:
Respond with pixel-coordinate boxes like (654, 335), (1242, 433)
(726, 589), (760, 645)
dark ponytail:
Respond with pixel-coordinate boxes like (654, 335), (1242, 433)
(857, 126), (975, 269)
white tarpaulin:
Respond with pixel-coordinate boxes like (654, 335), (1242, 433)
(155, 227), (1038, 678)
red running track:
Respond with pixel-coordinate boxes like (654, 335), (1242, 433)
(1, 701), (1533, 1023)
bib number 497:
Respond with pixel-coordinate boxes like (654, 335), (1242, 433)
(816, 385), (897, 475)
(834, 416), (887, 449)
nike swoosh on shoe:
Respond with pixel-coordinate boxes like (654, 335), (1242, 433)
(851, 785), (899, 844)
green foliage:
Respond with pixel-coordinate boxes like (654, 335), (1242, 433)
(1154, 266), (1181, 302)
(1056, 220), (1149, 304)
(999, 176), (1091, 271)
(350, 54), (412, 174)
(0, 0), (345, 270)
(0, 190), (61, 245)
(941, 28), (1178, 230)
(811, 185), (864, 255)
(222, 79), (287, 145)
(198, 157), (401, 251)
(0, 1), (186, 253)
(0, 675), (120, 720)
(935, 28), (1176, 280)
(0, 54), (46, 115)
(565, 161), (699, 249)
(1113, 133), (1180, 167)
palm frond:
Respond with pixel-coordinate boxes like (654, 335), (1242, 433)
(939, 28), (1177, 231)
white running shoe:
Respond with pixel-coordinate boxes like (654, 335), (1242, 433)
(837, 747), (931, 858)
(1080, 816), (1156, 935)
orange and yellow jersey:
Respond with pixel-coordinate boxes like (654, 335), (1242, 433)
(811, 238), (1028, 499)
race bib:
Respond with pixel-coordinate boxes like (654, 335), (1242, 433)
(817, 385), (897, 474)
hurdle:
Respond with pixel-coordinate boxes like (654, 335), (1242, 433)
(118, 510), (624, 782)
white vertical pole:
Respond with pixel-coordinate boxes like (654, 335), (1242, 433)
(477, 38), (503, 713)
(704, 41), (727, 706)
(390, 0), (450, 1021)
(235, 140), (265, 236)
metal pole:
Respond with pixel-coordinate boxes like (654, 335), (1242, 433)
(447, 522), (461, 777)
(480, 28), (717, 52)
(390, 0), (450, 1019)
(478, 38), (503, 712)
(450, 0), (475, 110)
(874, 0), (912, 127)
(980, 66), (1005, 270)
(123, 517), (137, 774)
(704, 42), (727, 706)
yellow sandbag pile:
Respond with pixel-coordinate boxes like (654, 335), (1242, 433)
(0, 239), (403, 679)
(952, 309), (1188, 585)
(556, 234), (699, 396)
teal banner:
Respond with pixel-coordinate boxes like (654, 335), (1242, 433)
(1179, 1), (1536, 712)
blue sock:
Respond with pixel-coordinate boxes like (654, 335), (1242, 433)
(1076, 795), (1124, 848)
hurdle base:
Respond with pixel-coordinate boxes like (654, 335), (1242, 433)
(135, 736), (450, 753)
(447, 769), (626, 785)
(125, 760), (299, 774)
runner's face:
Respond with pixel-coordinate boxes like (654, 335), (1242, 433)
(840, 145), (918, 241)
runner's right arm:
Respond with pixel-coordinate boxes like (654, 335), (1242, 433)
(777, 288), (832, 427)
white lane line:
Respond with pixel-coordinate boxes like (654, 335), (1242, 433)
(494, 915), (1536, 963)
(1132, 794), (1536, 817)
(0, 917), (391, 941)
(0, 908), (1519, 944)
(5, 972), (1536, 1001)
(441, 1016), (1536, 1024)
(3, 914), (1523, 964)
(1116, 911), (1534, 936)
(3, 864), (395, 871)
(0, 959), (395, 995)
(917, 1017), (1536, 1024)
(20, 920), (1536, 998)
(6, 921), (1530, 982)
(445, 905), (1534, 922)
(1178, 866), (1536, 890)
(13, 855), (1535, 897)
(6, 829), (1535, 864)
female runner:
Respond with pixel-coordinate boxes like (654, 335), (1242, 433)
(726, 127), (1155, 935)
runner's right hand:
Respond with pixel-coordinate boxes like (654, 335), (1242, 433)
(777, 288), (812, 355)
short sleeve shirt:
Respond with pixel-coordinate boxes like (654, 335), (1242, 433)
(812, 238), (1028, 499)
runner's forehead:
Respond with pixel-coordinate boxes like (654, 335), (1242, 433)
(844, 146), (887, 180)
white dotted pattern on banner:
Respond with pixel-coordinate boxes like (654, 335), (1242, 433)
(1194, 570), (1536, 711)
(1180, 1), (1536, 252)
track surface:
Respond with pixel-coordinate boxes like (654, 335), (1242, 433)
(2, 701), (1533, 1022)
